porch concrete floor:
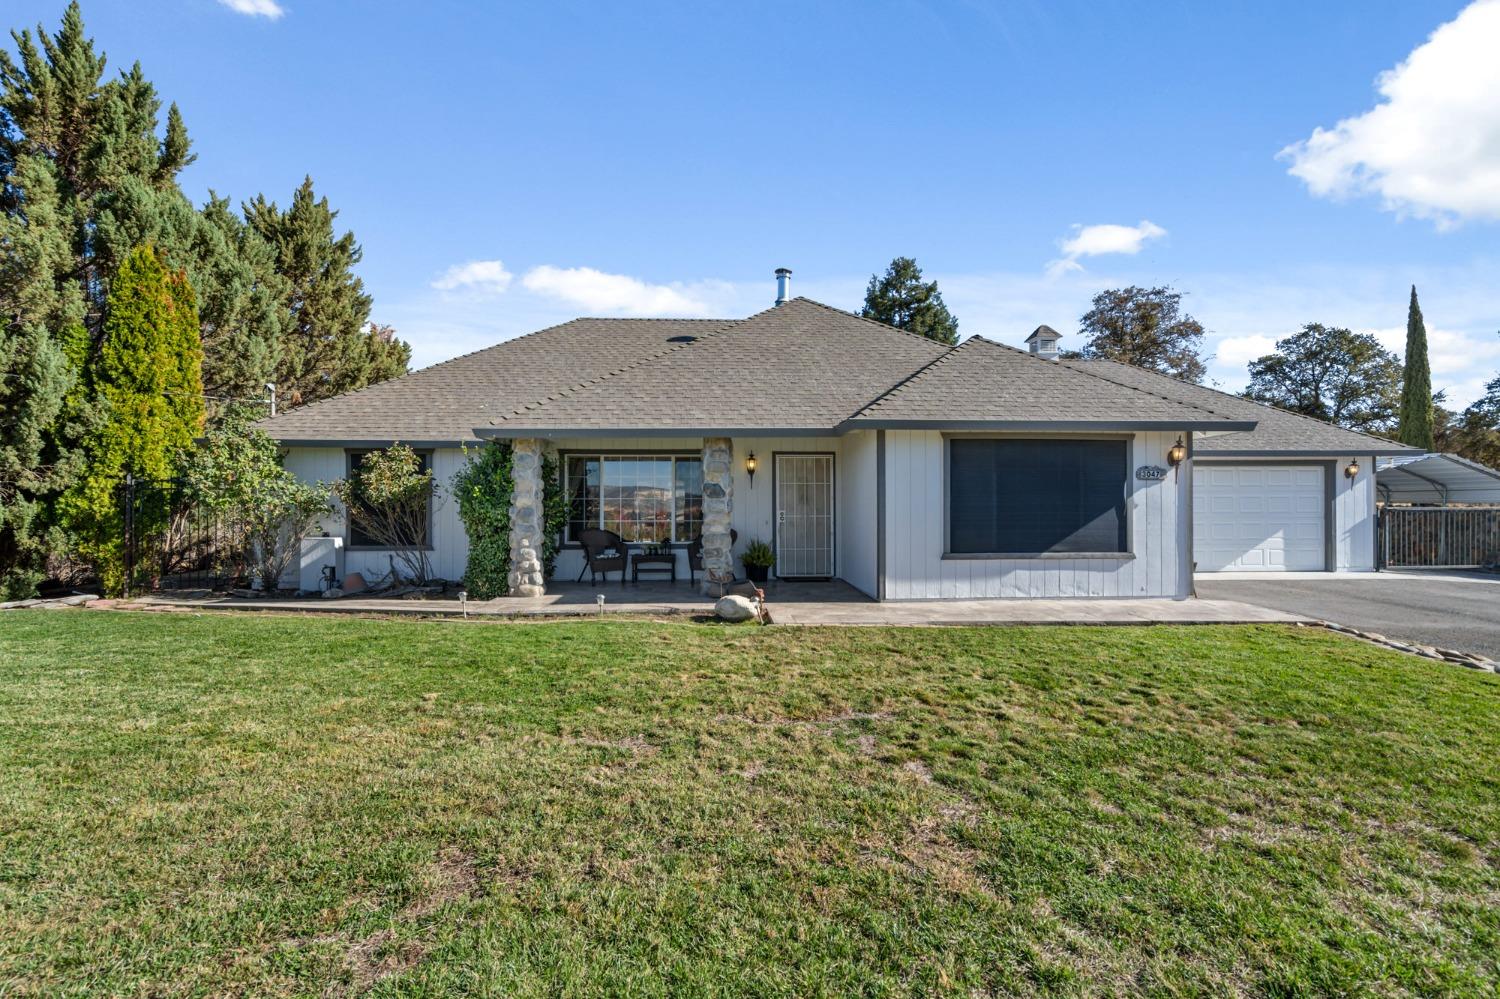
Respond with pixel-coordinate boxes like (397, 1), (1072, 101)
(131, 578), (1307, 626)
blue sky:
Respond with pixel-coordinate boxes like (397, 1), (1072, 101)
(11, 1), (1500, 403)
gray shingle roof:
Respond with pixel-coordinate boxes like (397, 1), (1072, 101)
(1067, 359), (1419, 456)
(482, 298), (949, 435)
(258, 299), (1319, 443)
(845, 336), (1256, 431)
(255, 317), (737, 444)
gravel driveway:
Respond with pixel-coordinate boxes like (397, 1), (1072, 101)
(1197, 570), (1500, 662)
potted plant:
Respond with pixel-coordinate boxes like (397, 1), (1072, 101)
(740, 538), (775, 583)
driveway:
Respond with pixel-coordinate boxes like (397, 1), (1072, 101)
(1197, 570), (1500, 661)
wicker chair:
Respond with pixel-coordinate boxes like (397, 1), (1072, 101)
(576, 528), (627, 586)
(688, 529), (737, 584)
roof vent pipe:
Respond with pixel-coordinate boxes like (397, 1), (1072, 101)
(1025, 324), (1061, 360)
(774, 267), (792, 305)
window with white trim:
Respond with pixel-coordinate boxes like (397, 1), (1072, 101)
(565, 454), (703, 544)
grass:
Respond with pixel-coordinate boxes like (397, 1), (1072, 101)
(0, 612), (1497, 998)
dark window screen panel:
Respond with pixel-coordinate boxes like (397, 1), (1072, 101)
(949, 439), (1128, 554)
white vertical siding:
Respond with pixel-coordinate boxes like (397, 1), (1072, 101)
(838, 430), (878, 597)
(1335, 455), (1377, 571)
(282, 446), (469, 584)
(881, 430), (1190, 599)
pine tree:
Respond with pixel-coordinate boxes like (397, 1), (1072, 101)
(860, 257), (959, 345)
(247, 178), (410, 405)
(60, 245), (204, 594)
(1397, 285), (1435, 451)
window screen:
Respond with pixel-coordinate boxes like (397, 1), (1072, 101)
(948, 438), (1128, 554)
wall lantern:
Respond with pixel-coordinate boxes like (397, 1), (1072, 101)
(746, 451), (758, 487)
(1165, 437), (1188, 481)
(1344, 458), (1360, 479)
(1167, 437), (1187, 467)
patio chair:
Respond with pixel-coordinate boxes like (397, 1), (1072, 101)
(688, 529), (737, 584)
(576, 528), (627, 587)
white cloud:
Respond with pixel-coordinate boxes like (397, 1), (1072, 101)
(431, 259), (513, 294)
(376, 261), (1499, 410)
(217, 0), (285, 18)
(1280, 0), (1500, 226)
(1046, 220), (1166, 277)
(1213, 334), (1279, 368)
(520, 265), (714, 316)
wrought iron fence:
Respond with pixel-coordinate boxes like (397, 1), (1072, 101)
(1380, 506), (1500, 568)
(120, 475), (250, 595)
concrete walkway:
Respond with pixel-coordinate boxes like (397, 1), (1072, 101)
(130, 580), (1306, 627)
(768, 598), (1305, 626)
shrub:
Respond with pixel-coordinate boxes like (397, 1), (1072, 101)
(452, 442), (568, 599)
(331, 443), (441, 584)
(184, 407), (331, 590)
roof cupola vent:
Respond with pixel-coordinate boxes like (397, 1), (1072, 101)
(774, 267), (793, 305)
(1025, 324), (1061, 360)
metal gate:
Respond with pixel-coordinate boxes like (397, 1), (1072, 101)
(120, 475), (249, 595)
(1380, 506), (1500, 568)
(774, 454), (835, 578)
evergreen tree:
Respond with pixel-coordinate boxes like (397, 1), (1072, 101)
(1075, 286), (1208, 382)
(0, 154), (88, 597)
(60, 245), (204, 593)
(247, 178), (410, 405)
(860, 257), (959, 345)
(1397, 285), (1435, 451)
(192, 194), (289, 402)
(0, 4), (402, 593)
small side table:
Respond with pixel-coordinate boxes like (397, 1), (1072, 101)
(630, 549), (677, 583)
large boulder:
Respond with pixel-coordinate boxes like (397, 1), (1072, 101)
(715, 594), (760, 623)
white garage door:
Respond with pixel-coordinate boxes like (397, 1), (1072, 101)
(1193, 464), (1325, 571)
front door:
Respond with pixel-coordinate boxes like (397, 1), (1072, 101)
(775, 454), (834, 578)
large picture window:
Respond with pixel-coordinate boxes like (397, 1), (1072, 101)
(346, 449), (433, 549)
(565, 454), (703, 544)
(948, 438), (1128, 555)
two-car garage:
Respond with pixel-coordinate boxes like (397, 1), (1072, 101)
(1192, 463), (1329, 572)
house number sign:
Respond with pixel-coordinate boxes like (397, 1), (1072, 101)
(1135, 465), (1168, 481)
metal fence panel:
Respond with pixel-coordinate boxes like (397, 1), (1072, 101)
(119, 476), (249, 595)
(1380, 506), (1500, 568)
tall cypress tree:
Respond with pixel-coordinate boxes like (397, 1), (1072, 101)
(1398, 285), (1435, 451)
(60, 245), (204, 594)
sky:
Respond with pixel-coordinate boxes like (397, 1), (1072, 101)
(10, 0), (1500, 405)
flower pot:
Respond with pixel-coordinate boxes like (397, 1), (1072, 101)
(744, 564), (770, 584)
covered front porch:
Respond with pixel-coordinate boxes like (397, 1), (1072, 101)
(505, 432), (878, 599)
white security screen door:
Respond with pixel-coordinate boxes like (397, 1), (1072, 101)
(775, 454), (834, 578)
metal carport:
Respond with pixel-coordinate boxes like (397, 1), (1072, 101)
(1376, 453), (1500, 505)
(1376, 453), (1500, 568)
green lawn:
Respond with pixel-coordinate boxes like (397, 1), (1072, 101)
(1, 613), (1497, 997)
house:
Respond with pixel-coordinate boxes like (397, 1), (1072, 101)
(256, 272), (1416, 599)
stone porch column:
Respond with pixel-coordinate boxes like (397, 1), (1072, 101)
(700, 437), (735, 595)
(507, 438), (546, 597)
